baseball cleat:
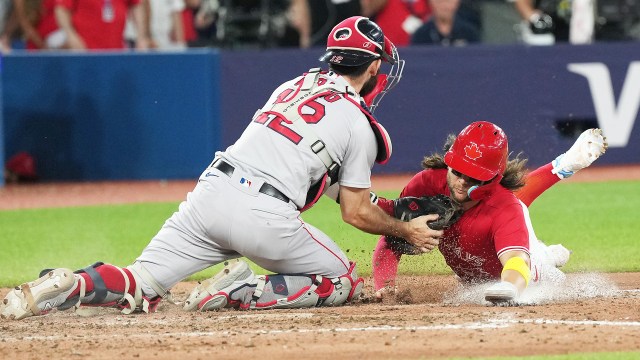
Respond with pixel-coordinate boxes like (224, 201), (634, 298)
(484, 281), (518, 303)
(552, 128), (608, 179)
(1, 268), (77, 320)
(183, 259), (255, 312)
(547, 244), (571, 268)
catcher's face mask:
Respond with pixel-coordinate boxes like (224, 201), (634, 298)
(319, 16), (405, 113)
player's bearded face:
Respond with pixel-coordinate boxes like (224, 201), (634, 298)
(359, 72), (380, 98)
(446, 168), (476, 203)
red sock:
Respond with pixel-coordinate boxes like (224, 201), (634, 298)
(515, 163), (561, 207)
(372, 236), (402, 291)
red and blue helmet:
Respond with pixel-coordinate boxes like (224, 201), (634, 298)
(444, 121), (509, 182)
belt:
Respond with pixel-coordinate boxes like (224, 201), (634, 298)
(211, 159), (290, 203)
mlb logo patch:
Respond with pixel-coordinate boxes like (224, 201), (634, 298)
(239, 177), (252, 188)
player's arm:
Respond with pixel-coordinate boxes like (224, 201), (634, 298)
(14, 0), (45, 48)
(483, 199), (531, 303)
(287, 0), (311, 48)
(484, 250), (532, 303)
(361, 0), (388, 17)
(171, 7), (186, 47)
(338, 185), (442, 252)
(130, 0), (153, 49)
(511, 0), (537, 21)
(498, 250), (531, 293)
(54, 3), (86, 50)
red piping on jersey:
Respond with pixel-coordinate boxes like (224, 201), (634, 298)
(299, 216), (350, 272)
(496, 246), (530, 258)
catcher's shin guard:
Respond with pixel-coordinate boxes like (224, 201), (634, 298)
(183, 260), (364, 311)
(1, 263), (165, 320)
(52, 262), (161, 314)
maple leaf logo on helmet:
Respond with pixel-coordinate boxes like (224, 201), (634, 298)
(464, 142), (483, 160)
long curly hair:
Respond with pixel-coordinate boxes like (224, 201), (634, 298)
(421, 134), (528, 191)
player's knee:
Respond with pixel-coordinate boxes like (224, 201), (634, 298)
(316, 261), (364, 306)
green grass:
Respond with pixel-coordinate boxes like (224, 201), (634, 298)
(0, 180), (638, 287)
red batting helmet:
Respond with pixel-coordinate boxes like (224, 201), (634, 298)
(444, 121), (508, 182)
(320, 16), (397, 67)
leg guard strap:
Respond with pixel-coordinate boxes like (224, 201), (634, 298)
(247, 274), (321, 310)
(81, 262), (108, 303)
(60, 262), (161, 315)
(127, 262), (177, 310)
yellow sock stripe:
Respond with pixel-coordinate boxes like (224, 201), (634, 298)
(501, 257), (531, 286)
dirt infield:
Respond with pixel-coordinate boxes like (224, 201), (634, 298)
(1, 274), (639, 360)
(1, 165), (639, 359)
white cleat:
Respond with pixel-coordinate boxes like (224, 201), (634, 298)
(183, 259), (255, 312)
(547, 244), (571, 268)
(484, 281), (518, 304)
(552, 128), (608, 179)
(1, 268), (76, 320)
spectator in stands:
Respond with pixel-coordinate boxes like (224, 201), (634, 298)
(0, 0), (19, 52)
(361, 0), (432, 47)
(306, 0), (361, 47)
(14, 0), (65, 50)
(511, 0), (567, 45)
(4, 152), (38, 183)
(182, 0), (216, 47)
(180, 1), (198, 45)
(54, 0), (152, 50)
(411, 0), (480, 46)
(126, 0), (186, 50)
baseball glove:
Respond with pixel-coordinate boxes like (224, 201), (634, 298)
(386, 194), (463, 255)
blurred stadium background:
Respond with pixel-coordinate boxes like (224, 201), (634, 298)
(1, 0), (639, 186)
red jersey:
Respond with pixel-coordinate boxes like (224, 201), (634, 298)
(373, 0), (431, 47)
(56, 0), (140, 50)
(382, 168), (530, 282)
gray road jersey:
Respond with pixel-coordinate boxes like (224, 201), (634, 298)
(219, 71), (378, 208)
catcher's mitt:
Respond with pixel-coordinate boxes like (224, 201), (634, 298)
(386, 194), (463, 255)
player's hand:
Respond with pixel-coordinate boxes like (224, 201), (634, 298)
(374, 286), (397, 301)
(404, 214), (443, 253)
(66, 32), (87, 51)
(529, 12), (554, 34)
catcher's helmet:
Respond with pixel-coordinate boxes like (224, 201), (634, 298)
(319, 16), (396, 66)
(320, 16), (405, 113)
(444, 121), (508, 182)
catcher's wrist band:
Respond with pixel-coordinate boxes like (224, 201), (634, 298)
(502, 257), (531, 286)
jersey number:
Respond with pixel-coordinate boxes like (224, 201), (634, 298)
(253, 89), (343, 144)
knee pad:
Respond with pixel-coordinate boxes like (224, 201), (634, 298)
(317, 261), (364, 306)
(248, 261), (364, 309)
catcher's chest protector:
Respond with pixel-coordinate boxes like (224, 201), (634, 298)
(258, 68), (392, 210)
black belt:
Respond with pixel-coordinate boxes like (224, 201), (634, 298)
(211, 160), (290, 203)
